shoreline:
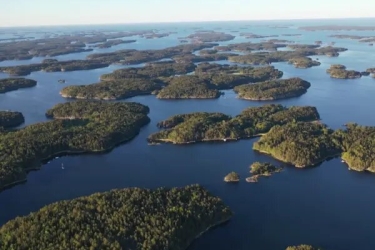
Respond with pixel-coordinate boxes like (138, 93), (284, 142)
(0, 126), (148, 192)
(185, 216), (232, 250)
(149, 134), (264, 145)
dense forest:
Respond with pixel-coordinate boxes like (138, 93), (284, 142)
(0, 101), (150, 191)
(228, 46), (347, 66)
(253, 122), (341, 167)
(60, 78), (162, 100)
(0, 185), (233, 250)
(0, 78), (37, 93)
(234, 77), (311, 100)
(214, 41), (287, 52)
(0, 111), (24, 128)
(185, 31), (235, 42)
(288, 57), (321, 68)
(148, 104), (320, 144)
(156, 75), (221, 99)
(286, 245), (321, 250)
(326, 64), (362, 79)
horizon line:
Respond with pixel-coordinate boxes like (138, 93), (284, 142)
(1, 16), (375, 29)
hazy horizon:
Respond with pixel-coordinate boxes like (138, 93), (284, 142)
(1, 0), (375, 28)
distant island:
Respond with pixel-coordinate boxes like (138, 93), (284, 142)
(233, 77), (311, 100)
(0, 184), (233, 250)
(0, 101), (150, 191)
(0, 78), (37, 93)
(148, 104), (320, 144)
(185, 31), (235, 42)
(91, 39), (136, 48)
(326, 64), (362, 79)
(286, 245), (322, 250)
(246, 162), (283, 183)
(224, 172), (240, 182)
(300, 25), (375, 31)
(0, 111), (24, 128)
(288, 57), (321, 68)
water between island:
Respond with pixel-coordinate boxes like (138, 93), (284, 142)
(1, 20), (375, 250)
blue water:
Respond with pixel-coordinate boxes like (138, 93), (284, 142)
(1, 19), (375, 250)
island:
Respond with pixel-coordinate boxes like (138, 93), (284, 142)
(253, 122), (341, 168)
(0, 78), (37, 93)
(0, 111), (24, 128)
(326, 64), (362, 79)
(0, 184), (233, 250)
(148, 104), (320, 144)
(0, 101), (150, 191)
(156, 75), (221, 99)
(366, 68), (375, 77)
(288, 57), (321, 68)
(0, 30), (157, 61)
(224, 172), (240, 182)
(233, 77), (311, 100)
(60, 78), (161, 100)
(300, 25), (375, 31)
(240, 33), (279, 39)
(228, 46), (347, 67)
(92, 39), (136, 48)
(185, 31), (235, 42)
(246, 162), (282, 183)
(215, 41), (287, 52)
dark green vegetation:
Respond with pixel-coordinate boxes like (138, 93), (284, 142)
(300, 25), (375, 31)
(288, 57), (321, 68)
(148, 104), (319, 144)
(0, 43), (217, 76)
(334, 124), (375, 172)
(0, 184), (233, 250)
(92, 39), (136, 48)
(61, 62), (282, 100)
(173, 52), (237, 64)
(185, 32), (235, 42)
(240, 33), (279, 39)
(0, 101), (150, 191)
(246, 162), (282, 183)
(87, 43), (218, 65)
(0, 60), (109, 76)
(286, 245), (322, 250)
(0, 31), (155, 61)
(224, 172), (240, 182)
(60, 78), (160, 100)
(228, 46), (347, 66)
(215, 41), (287, 52)
(234, 78), (311, 100)
(326, 64), (362, 79)
(0, 111), (24, 128)
(0, 78), (37, 93)
(156, 76), (221, 99)
(253, 122), (340, 167)
(252, 120), (375, 171)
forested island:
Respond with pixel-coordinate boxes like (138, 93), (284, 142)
(246, 162), (283, 182)
(300, 25), (375, 31)
(288, 57), (321, 68)
(0, 30), (158, 61)
(0, 111), (24, 128)
(61, 62), (283, 100)
(185, 31), (235, 42)
(286, 245), (321, 250)
(156, 75), (221, 99)
(60, 78), (161, 100)
(0, 101), (150, 191)
(253, 122), (341, 167)
(148, 104), (320, 144)
(326, 65), (362, 79)
(91, 39), (136, 48)
(0, 43), (217, 76)
(228, 46), (347, 66)
(215, 41), (287, 52)
(233, 77), (311, 100)
(253, 122), (375, 171)
(0, 184), (233, 250)
(0, 78), (37, 93)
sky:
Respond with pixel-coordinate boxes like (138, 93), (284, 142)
(0, 0), (374, 27)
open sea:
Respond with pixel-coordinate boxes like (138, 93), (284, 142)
(1, 18), (375, 249)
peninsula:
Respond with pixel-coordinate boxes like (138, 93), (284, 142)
(0, 101), (150, 191)
(0, 185), (233, 250)
(233, 77), (311, 100)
